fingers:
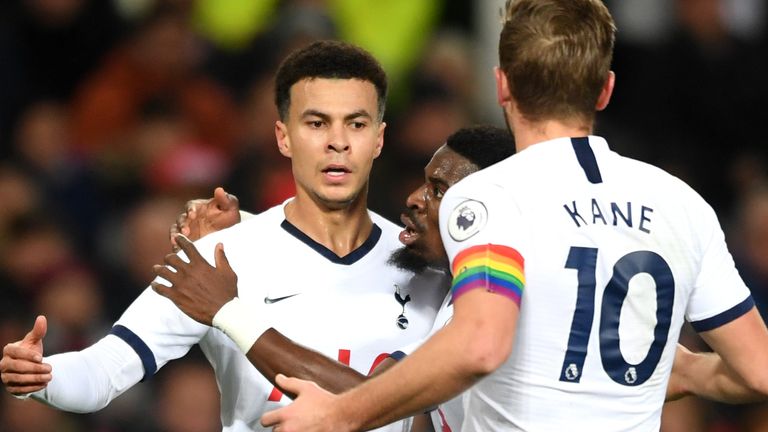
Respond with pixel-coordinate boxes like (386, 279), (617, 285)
(171, 210), (192, 252)
(213, 187), (230, 210)
(260, 405), (284, 427)
(176, 235), (205, 264)
(28, 315), (47, 344)
(1, 343), (52, 395)
(261, 375), (317, 428)
(185, 199), (206, 219)
(0, 360), (52, 381)
(152, 266), (177, 285)
(151, 280), (174, 299)
(276, 373), (314, 395)
(213, 187), (239, 211)
(163, 251), (187, 269)
(3, 344), (46, 364)
(213, 243), (233, 274)
(1, 362), (52, 395)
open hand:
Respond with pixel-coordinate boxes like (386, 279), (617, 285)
(152, 235), (238, 325)
(1, 316), (52, 395)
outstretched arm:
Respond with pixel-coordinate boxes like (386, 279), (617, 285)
(1, 316), (146, 412)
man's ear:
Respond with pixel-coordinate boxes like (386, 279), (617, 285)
(595, 71), (615, 111)
(373, 122), (386, 159)
(495, 66), (512, 106)
(275, 121), (291, 157)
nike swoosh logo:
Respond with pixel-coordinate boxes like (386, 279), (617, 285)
(264, 294), (301, 304)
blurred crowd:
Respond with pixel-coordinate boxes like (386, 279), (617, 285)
(0, 0), (766, 431)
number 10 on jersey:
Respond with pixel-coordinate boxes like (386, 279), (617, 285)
(559, 247), (675, 387)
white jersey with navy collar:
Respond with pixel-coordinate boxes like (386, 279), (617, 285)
(438, 135), (753, 431)
(113, 201), (443, 431)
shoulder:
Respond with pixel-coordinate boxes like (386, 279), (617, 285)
(615, 153), (711, 207)
(192, 204), (287, 254)
(369, 211), (401, 235)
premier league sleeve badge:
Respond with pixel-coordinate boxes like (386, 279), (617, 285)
(448, 199), (488, 242)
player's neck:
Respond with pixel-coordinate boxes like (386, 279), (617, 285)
(508, 111), (593, 152)
(285, 190), (374, 257)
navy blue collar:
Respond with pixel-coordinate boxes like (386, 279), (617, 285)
(280, 219), (382, 265)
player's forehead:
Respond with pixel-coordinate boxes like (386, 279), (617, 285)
(288, 77), (379, 118)
(424, 145), (474, 186)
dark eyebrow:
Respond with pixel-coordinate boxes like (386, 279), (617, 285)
(301, 109), (373, 122)
(427, 175), (449, 188)
(301, 110), (331, 121)
(344, 110), (373, 122)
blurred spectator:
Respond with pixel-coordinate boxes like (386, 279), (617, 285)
(0, 0), (124, 151)
(70, 3), (238, 164)
(223, 70), (294, 212)
(731, 185), (768, 318)
(0, 215), (106, 353)
(0, 165), (40, 238)
(1, 390), (81, 432)
(11, 100), (103, 253)
(97, 194), (186, 317)
(152, 355), (221, 432)
(602, 0), (768, 218)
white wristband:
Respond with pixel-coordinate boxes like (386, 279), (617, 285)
(212, 298), (269, 354)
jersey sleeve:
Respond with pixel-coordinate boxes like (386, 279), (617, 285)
(31, 334), (145, 412)
(111, 235), (222, 379)
(111, 287), (210, 379)
(686, 197), (753, 332)
(438, 178), (526, 304)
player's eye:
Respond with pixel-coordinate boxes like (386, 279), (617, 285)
(433, 186), (444, 200)
(350, 121), (366, 129)
(307, 120), (324, 128)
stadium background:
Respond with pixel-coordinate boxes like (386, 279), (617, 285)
(0, 0), (766, 430)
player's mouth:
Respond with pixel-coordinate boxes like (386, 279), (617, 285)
(322, 164), (351, 182)
(398, 212), (421, 246)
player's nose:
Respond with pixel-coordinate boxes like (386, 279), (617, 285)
(406, 184), (427, 210)
(326, 125), (350, 153)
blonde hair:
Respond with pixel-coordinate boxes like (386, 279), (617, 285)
(499, 0), (616, 125)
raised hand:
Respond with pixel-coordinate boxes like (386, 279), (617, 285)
(1, 316), (52, 395)
(170, 187), (240, 252)
(152, 235), (238, 326)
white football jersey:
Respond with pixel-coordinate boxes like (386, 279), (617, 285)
(438, 136), (753, 431)
(389, 269), (464, 432)
(426, 294), (464, 432)
(114, 201), (443, 431)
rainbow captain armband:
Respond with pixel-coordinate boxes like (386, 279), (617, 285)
(451, 244), (525, 305)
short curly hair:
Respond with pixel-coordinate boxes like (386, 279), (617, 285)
(446, 125), (516, 169)
(274, 40), (388, 122)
